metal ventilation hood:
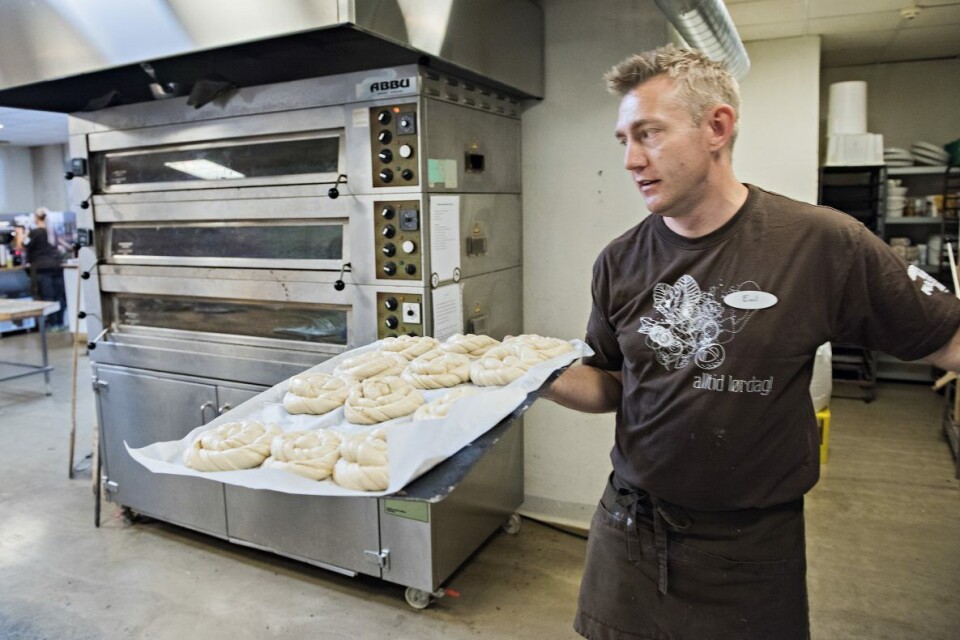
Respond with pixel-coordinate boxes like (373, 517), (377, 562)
(0, 0), (543, 113)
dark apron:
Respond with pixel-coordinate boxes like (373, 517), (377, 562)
(574, 474), (809, 640)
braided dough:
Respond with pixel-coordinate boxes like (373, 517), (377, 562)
(333, 428), (389, 491)
(378, 335), (440, 361)
(260, 429), (341, 480)
(402, 350), (472, 389)
(504, 334), (574, 359)
(282, 373), (354, 415)
(413, 386), (480, 420)
(469, 344), (549, 386)
(334, 350), (408, 382)
(344, 376), (425, 424)
(183, 421), (281, 471)
(439, 333), (501, 357)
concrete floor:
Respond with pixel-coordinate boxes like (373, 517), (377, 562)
(0, 331), (958, 639)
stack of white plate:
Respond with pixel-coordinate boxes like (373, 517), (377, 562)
(884, 147), (913, 167)
(910, 141), (949, 166)
(886, 178), (908, 217)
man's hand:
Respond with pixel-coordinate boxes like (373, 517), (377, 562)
(543, 364), (622, 413)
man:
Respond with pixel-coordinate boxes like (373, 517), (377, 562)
(24, 208), (67, 329)
(545, 45), (960, 639)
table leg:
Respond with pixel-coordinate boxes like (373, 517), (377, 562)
(39, 315), (51, 395)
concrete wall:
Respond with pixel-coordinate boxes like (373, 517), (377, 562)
(520, 10), (823, 527)
(0, 143), (68, 214)
(821, 59), (960, 153)
(31, 144), (69, 212)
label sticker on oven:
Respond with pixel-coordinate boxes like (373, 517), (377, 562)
(116, 241), (134, 255)
(352, 108), (369, 128)
(357, 76), (418, 99)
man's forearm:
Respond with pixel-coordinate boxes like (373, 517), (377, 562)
(543, 364), (622, 413)
(927, 326), (960, 372)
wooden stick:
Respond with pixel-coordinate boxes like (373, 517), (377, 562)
(933, 370), (958, 391)
(68, 261), (82, 479)
(948, 244), (960, 422)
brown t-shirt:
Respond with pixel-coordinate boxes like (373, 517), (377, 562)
(585, 185), (960, 510)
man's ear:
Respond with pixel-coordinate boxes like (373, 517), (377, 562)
(706, 104), (736, 152)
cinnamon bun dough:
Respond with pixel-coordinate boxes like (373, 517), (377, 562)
(504, 334), (574, 360)
(378, 335), (440, 361)
(344, 376), (425, 424)
(413, 386), (480, 420)
(183, 421), (282, 471)
(334, 350), (408, 382)
(469, 344), (549, 386)
(333, 427), (389, 491)
(401, 350), (472, 389)
(260, 429), (341, 481)
(282, 373), (354, 415)
(439, 333), (501, 357)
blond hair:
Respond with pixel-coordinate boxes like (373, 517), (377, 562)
(605, 44), (740, 147)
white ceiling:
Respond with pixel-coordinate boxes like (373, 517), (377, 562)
(1, 0), (958, 148)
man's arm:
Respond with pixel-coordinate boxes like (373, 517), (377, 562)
(926, 326), (960, 372)
(542, 364), (622, 413)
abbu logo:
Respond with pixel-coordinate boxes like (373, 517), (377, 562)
(371, 79), (410, 92)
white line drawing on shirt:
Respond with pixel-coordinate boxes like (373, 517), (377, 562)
(637, 275), (760, 371)
(907, 264), (948, 296)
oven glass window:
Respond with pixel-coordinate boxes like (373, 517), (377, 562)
(115, 294), (347, 345)
(112, 224), (343, 261)
(102, 136), (339, 187)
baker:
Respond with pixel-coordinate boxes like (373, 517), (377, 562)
(544, 44), (960, 639)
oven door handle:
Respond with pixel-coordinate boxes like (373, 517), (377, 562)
(200, 401), (216, 423)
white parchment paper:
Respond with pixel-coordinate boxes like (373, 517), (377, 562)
(127, 339), (592, 497)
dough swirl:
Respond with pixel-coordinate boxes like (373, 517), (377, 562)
(282, 373), (353, 415)
(413, 386), (479, 420)
(183, 421), (281, 471)
(504, 334), (574, 359)
(344, 376), (425, 424)
(469, 344), (548, 386)
(334, 350), (408, 382)
(402, 350), (472, 389)
(378, 335), (440, 361)
(439, 333), (501, 357)
(333, 428), (389, 491)
(260, 429), (341, 480)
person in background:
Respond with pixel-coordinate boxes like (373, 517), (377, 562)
(24, 207), (67, 330)
(544, 44), (960, 639)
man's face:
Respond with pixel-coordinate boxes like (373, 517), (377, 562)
(614, 75), (714, 217)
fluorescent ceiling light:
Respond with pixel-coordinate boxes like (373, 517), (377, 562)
(164, 159), (244, 180)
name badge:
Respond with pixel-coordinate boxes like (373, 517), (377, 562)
(723, 290), (778, 310)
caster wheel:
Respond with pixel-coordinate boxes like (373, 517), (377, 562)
(404, 587), (432, 610)
(121, 507), (141, 524)
(502, 513), (522, 535)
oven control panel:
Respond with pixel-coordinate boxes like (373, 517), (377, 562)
(370, 104), (419, 188)
(374, 200), (422, 281)
(377, 292), (423, 339)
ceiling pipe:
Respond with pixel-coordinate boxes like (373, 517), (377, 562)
(653, 0), (751, 80)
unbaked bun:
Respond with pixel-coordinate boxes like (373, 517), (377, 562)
(402, 350), (472, 389)
(334, 350), (408, 382)
(378, 335), (440, 361)
(439, 333), (501, 357)
(413, 386), (480, 420)
(469, 344), (548, 386)
(282, 373), (354, 415)
(344, 376), (425, 424)
(183, 421), (281, 471)
(504, 334), (574, 359)
(260, 429), (341, 481)
(333, 428), (389, 491)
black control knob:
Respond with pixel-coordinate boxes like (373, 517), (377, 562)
(64, 172), (76, 180)
(401, 169), (414, 181)
(378, 130), (392, 144)
(377, 110), (392, 125)
(405, 263), (417, 275)
(381, 224), (396, 239)
(383, 297), (399, 311)
(379, 168), (394, 183)
(380, 205), (395, 219)
(378, 149), (393, 163)
(383, 262), (397, 276)
(385, 316), (399, 330)
(382, 243), (396, 257)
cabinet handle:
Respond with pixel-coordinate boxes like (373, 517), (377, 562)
(200, 401), (216, 423)
(217, 404), (232, 415)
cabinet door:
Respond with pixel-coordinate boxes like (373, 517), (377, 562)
(95, 365), (228, 537)
(216, 385), (264, 416)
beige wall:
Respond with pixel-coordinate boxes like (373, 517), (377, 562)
(0, 146), (35, 212)
(0, 143), (68, 213)
(820, 58), (960, 153)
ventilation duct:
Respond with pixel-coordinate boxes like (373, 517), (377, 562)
(654, 0), (750, 80)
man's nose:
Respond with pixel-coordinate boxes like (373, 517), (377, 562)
(624, 141), (648, 171)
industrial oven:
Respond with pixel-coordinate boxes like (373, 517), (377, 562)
(70, 65), (526, 607)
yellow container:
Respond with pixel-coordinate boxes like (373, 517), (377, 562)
(817, 407), (832, 464)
